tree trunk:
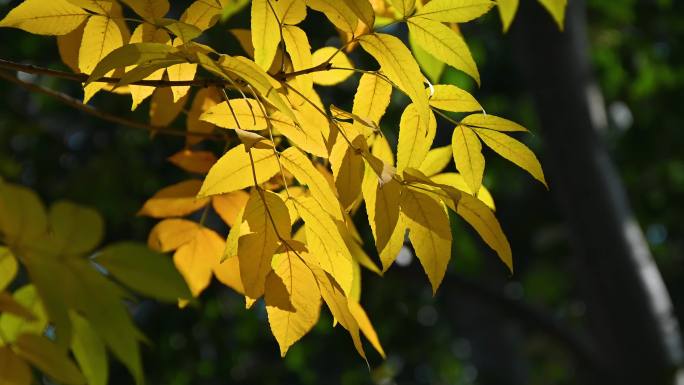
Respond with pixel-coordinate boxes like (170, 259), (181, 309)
(510, 0), (683, 384)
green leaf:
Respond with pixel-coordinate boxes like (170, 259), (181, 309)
(96, 242), (192, 302)
(71, 312), (108, 385)
(14, 334), (86, 385)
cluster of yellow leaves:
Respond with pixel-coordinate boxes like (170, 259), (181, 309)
(0, 0), (566, 373)
(0, 181), (190, 385)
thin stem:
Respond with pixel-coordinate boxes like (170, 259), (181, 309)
(0, 71), (223, 140)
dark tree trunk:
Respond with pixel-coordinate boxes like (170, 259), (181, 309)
(510, 0), (683, 384)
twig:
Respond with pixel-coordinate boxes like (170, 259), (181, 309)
(0, 58), (335, 87)
(0, 71), (223, 140)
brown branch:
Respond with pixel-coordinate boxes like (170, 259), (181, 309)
(0, 58), (333, 87)
(0, 71), (223, 140)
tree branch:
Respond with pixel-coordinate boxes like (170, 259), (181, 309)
(0, 71), (223, 140)
(0, 58), (334, 87)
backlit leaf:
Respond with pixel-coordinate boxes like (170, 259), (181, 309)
(473, 128), (547, 187)
(462, 113), (528, 132)
(199, 145), (280, 197)
(397, 103), (437, 173)
(429, 84), (481, 112)
(251, 0), (280, 70)
(0, 0), (89, 35)
(407, 17), (479, 84)
(413, 0), (494, 22)
(452, 124), (485, 194)
(497, 0), (519, 32)
(400, 187), (452, 293)
(311, 47), (354, 86)
(265, 248), (321, 356)
(359, 33), (431, 127)
(537, 0), (567, 30)
(280, 147), (343, 220)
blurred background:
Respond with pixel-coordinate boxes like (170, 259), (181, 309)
(0, 0), (683, 384)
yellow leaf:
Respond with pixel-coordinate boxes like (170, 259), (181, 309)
(280, 109), (328, 157)
(238, 190), (291, 299)
(186, 87), (222, 145)
(400, 187), (452, 293)
(0, 285), (48, 344)
(214, 54), (295, 119)
(150, 86), (189, 127)
(168, 150), (217, 174)
(213, 253), (244, 293)
(0, 292), (35, 321)
(0, 346), (31, 385)
(265, 248), (321, 356)
(174, 226), (225, 296)
(280, 147), (343, 220)
(14, 334), (86, 385)
(120, 0), (169, 20)
(155, 18), (202, 43)
(79, 14), (124, 102)
(537, 0), (566, 30)
(70, 312), (107, 385)
(310, 268), (366, 359)
(473, 128), (547, 187)
(329, 140), (364, 209)
(126, 24), (170, 110)
(311, 47), (354, 86)
(431, 172), (495, 210)
(346, 0), (375, 28)
(407, 17), (479, 84)
(380, 216), (407, 271)
(387, 0), (416, 17)
(497, 0), (518, 32)
(348, 300), (385, 358)
(462, 113), (528, 132)
(87, 42), (180, 83)
(199, 145), (280, 197)
(451, 124), (484, 194)
(201, 99), (260, 130)
(0, 247), (18, 291)
(429, 84), (481, 112)
(371, 135), (395, 165)
(212, 190), (250, 227)
(409, 29), (445, 83)
(306, 0), (358, 33)
(0, 0), (90, 35)
(419, 145), (452, 177)
(397, 103), (437, 173)
(352, 73), (393, 137)
(456, 193), (511, 271)
(362, 163), (402, 260)
(147, 218), (200, 252)
(290, 197), (354, 295)
(358, 33), (431, 127)
(181, 0), (225, 31)
(0, 183), (47, 249)
(138, 180), (209, 218)
(413, 0), (494, 22)
(251, 0), (280, 70)
(57, 21), (86, 73)
(282, 25), (313, 93)
(166, 39), (197, 102)
(276, 0), (307, 24)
